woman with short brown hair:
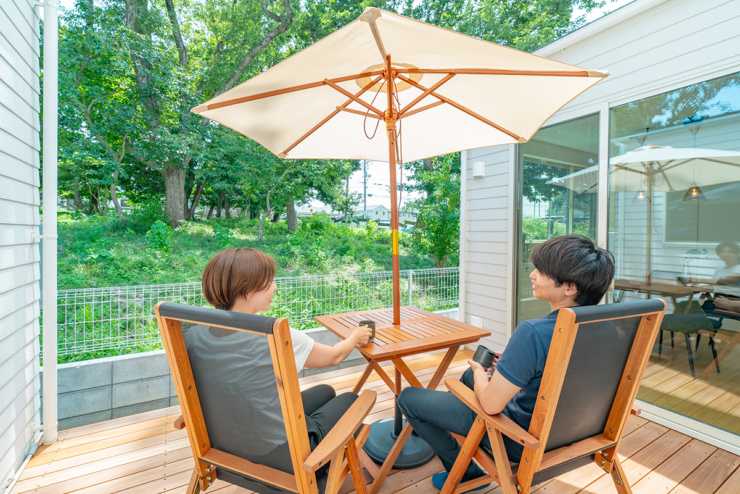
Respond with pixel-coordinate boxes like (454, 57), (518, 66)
(190, 248), (371, 474)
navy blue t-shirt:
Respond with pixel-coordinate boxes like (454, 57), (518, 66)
(495, 309), (560, 459)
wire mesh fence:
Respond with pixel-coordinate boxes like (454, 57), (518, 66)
(50, 268), (459, 358)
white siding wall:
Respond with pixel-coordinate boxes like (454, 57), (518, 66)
(0, 0), (41, 487)
(462, 0), (740, 341)
(462, 146), (512, 350)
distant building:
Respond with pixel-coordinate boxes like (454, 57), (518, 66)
(356, 205), (417, 223)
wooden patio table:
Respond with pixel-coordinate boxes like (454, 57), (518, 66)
(315, 305), (490, 494)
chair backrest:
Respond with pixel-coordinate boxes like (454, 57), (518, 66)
(516, 299), (666, 491)
(155, 302), (316, 494)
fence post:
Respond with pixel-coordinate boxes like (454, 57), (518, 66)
(407, 270), (413, 307)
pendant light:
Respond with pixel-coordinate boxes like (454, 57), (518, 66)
(682, 120), (705, 201)
(683, 182), (706, 201)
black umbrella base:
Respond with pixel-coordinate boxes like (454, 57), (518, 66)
(362, 418), (435, 469)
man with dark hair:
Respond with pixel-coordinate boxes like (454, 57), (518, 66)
(398, 235), (614, 492)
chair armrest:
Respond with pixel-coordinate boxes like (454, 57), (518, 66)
(445, 378), (540, 450)
(303, 390), (377, 473)
(174, 415), (185, 430)
(714, 309), (740, 318)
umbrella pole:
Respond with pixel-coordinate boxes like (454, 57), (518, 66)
(362, 57), (434, 470)
(386, 56), (402, 326)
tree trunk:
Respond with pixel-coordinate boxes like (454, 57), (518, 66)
(110, 171), (124, 220)
(98, 185), (107, 215)
(162, 162), (187, 227)
(224, 196), (231, 218)
(207, 204), (214, 219)
(188, 181), (205, 219)
(271, 210), (280, 223)
(258, 213), (264, 242)
(286, 197), (298, 231)
(88, 186), (99, 214)
(216, 192), (225, 218)
(110, 183), (124, 220)
(73, 179), (84, 210)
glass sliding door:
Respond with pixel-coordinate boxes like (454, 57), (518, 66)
(516, 114), (600, 326)
(609, 72), (740, 437)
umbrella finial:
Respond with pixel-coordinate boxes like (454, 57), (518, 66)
(360, 7), (382, 24)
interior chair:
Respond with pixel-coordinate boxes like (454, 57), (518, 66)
(439, 299), (666, 494)
(660, 300), (719, 377)
(155, 302), (376, 494)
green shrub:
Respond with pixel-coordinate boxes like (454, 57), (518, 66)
(128, 198), (170, 233)
(213, 225), (234, 247)
(143, 221), (173, 251)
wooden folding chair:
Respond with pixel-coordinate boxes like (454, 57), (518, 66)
(155, 302), (376, 494)
(440, 299), (666, 494)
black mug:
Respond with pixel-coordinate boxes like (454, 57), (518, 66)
(472, 345), (496, 368)
(359, 320), (376, 342)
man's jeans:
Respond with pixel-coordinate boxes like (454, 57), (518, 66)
(398, 368), (520, 481)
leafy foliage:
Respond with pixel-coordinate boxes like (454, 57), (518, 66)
(143, 220), (173, 251)
(57, 212), (434, 289)
(403, 154), (460, 268)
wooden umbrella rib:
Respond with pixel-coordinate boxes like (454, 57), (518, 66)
(203, 70), (384, 111)
(402, 100), (446, 119)
(400, 73), (455, 116)
(337, 107), (381, 119)
(368, 22), (388, 60)
(280, 75), (384, 157)
(396, 68), (593, 77)
(397, 74), (523, 141)
(325, 79), (385, 117)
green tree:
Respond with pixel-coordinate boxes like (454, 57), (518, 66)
(403, 0), (605, 52)
(404, 154), (460, 268)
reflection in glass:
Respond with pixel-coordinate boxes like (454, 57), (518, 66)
(608, 71), (740, 437)
(516, 113), (599, 325)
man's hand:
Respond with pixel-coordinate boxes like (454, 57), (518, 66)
(468, 359), (493, 381)
(351, 325), (373, 346)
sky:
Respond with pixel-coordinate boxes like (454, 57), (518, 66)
(53, 0), (637, 210)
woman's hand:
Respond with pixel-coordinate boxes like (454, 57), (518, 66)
(351, 325), (373, 346)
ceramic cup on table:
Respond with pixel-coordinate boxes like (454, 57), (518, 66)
(359, 320), (376, 342)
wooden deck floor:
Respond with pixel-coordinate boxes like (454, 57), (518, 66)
(15, 348), (740, 494)
(638, 325), (740, 434)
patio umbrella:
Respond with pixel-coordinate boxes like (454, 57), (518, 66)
(193, 6), (608, 326)
(193, 6), (608, 468)
(548, 144), (740, 275)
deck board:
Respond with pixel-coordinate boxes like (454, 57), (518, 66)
(15, 348), (740, 494)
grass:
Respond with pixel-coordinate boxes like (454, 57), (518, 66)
(49, 211), (455, 364)
(57, 211), (443, 290)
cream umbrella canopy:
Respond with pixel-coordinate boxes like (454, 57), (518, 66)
(194, 6), (608, 326)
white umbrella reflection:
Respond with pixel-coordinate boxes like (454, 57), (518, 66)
(548, 145), (740, 277)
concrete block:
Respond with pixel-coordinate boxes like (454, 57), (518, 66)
(112, 350), (170, 384)
(112, 376), (170, 408)
(56, 359), (112, 393)
(168, 375), (177, 397)
(170, 396), (179, 407)
(58, 386), (111, 418)
(111, 398), (171, 419)
(304, 327), (341, 346)
(302, 365), (339, 377)
(338, 358), (365, 370)
(59, 411), (112, 431)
